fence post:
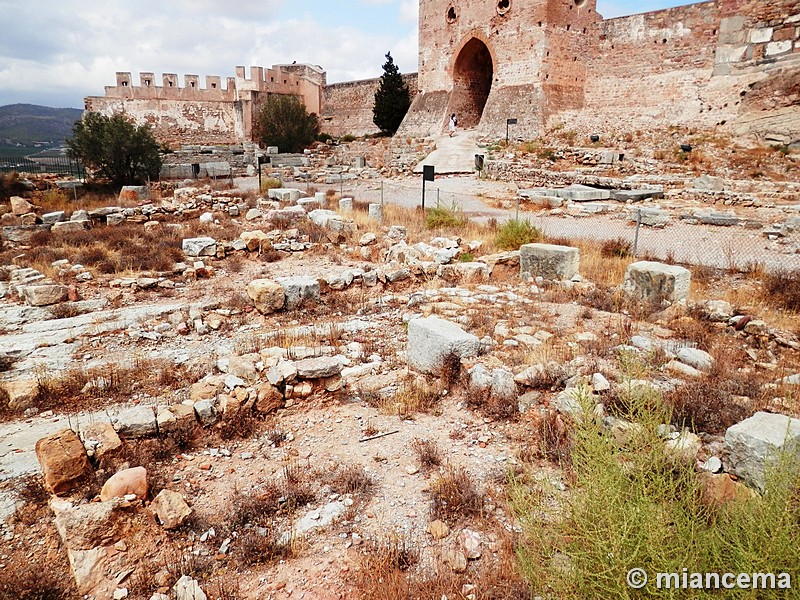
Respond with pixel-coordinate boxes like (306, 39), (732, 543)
(633, 209), (642, 257)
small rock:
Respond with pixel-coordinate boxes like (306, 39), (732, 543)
(427, 520), (450, 540)
(459, 528), (482, 559)
(100, 466), (148, 502)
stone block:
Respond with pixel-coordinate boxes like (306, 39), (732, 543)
(21, 284), (68, 306)
(10, 196), (35, 215)
(182, 237), (217, 257)
(246, 278), (285, 314)
(276, 275), (320, 309)
(519, 243), (580, 281)
(407, 316), (480, 375)
(766, 40), (792, 56)
(294, 356), (343, 379)
(81, 421), (123, 462)
(35, 429), (93, 495)
(623, 261), (691, 303)
(725, 412), (800, 490)
(692, 174), (725, 191)
(112, 406), (157, 438)
(151, 489), (192, 529)
(52, 220), (90, 233)
(240, 230), (270, 252)
(611, 189), (664, 202)
(268, 188), (302, 202)
(339, 197), (353, 213)
(554, 185), (610, 201)
(4, 379), (39, 410)
(118, 186), (149, 203)
(368, 203), (383, 221)
(630, 207), (670, 227)
(297, 198), (321, 212)
(42, 211), (66, 224)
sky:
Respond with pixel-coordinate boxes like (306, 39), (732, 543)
(0, 0), (698, 109)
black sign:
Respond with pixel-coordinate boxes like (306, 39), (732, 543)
(507, 118), (518, 125)
(423, 165), (435, 182)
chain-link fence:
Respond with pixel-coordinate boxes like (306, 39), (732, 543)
(345, 179), (800, 273)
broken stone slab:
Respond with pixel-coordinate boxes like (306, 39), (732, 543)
(724, 411), (800, 490)
(297, 198), (321, 212)
(151, 489), (192, 529)
(181, 237), (217, 257)
(111, 406), (157, 438)
(293, 356), (344, 379)
(407, 316), (480, 375)
(554, 184), (611, 202)
(267, 188), (302, 203)
(51, 497), (131, 551)
(368, 203), (383, 221)
(611, 189), (664, 202)
(694, 210), (740, 226)
(194, 399), (219, 426)
(437, 262), (489, 283)
(676, 347), (714, 371)
(52, 220), (90, 233)
(41, 210), (67, 224)
(35, 429), (93, 495)
(265, 205), (307, 223)
(10, 196), (36, 215)
(118, 186), (149, 203)
(692, 174), (725, 192)
(520, 243), (580, 281)
(246, 278), (285, 314)
(276, 276), (320, 309)
(293, 501), (346, 536)
(623, 261), (691, 303)
(627, 207), (670, 227)
(174, 576), (208, 600)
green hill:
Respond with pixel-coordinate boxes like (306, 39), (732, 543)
(0, 104), (83, 148)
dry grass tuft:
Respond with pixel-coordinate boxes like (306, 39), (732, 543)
(410, 438), (443, 471)
(319, 463), (375, 496)
(430, 465), (485, 523)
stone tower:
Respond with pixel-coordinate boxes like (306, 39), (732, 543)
(398, 0), (601, 138)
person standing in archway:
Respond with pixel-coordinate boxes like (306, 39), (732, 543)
(448, 113), (457, 137)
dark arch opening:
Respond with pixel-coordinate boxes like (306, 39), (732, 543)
(449, 38), (494, 129)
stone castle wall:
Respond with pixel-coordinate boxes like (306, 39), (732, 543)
(85, 0), (799, 149)
(398, 0), (800, 144)
(321, 73), (419, 137)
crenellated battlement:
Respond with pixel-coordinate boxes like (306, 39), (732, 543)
(108, 71), (238, 100)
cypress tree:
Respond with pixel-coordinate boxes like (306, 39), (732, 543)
(373, 52), (411, 135)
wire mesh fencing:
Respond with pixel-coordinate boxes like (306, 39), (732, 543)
(0, 155), (85, 180)
(347, 179), (800, 274)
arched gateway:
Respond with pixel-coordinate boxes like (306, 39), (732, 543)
(446, 37), (494, 130)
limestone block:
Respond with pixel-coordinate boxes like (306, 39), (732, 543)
(520, 243), (580, 280)
(268, 188), (302, 202)
(51, 498), (130, 551)
(118, 186), (149, 203)
(240, 230), (270, 252)
(294, 356), (343, 379)
(554, 185), (610, 201)
(766, 40), (792, 56)
(725, 412), (800, 490)
(151, 489), (192, 529)
(81, 421), (123, 462)
(52, 220), (90, 233)
(407, 316), (480, 375)
(35, 429), (93, 495)
(368, 203), (383, 221)
(181, 237), (217, 257)
(194, 399), (218, 426)
(10, 196), (35, 215)
(437, 262), (489, 283)
(42, 211), (66, 224)
(20, 284), (68, 306)
(276, 275), (320, 309)
(246, 278), (285, 314)
(676, 347), (714, 371)
(112, 406), (157, 438)
(264, 206), (307, 224)
(4, 379), (39, 410)
(100, 466), (148, 501)
(339, 197), (353, 213)
(623, 261), (691, 303)
(297, 198), (321, 212)
(174, 575), (208, 600)
(693, 174), (725, 191)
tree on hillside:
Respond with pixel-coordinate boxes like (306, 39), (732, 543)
(256, 94), (319, 153)
(66, 112), (161, 187)
(373, 52), (411, 135)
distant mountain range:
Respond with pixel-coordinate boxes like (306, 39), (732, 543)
(0, 104), (83, 148)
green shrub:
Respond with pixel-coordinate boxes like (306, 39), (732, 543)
(425, 203), (468, 230)
(511, 384), (800, 599)
(458, 252), (474, 262)
(339, 134), (357, 143)
(495, 219), (541, 250)
(255, 95), (319, 153)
